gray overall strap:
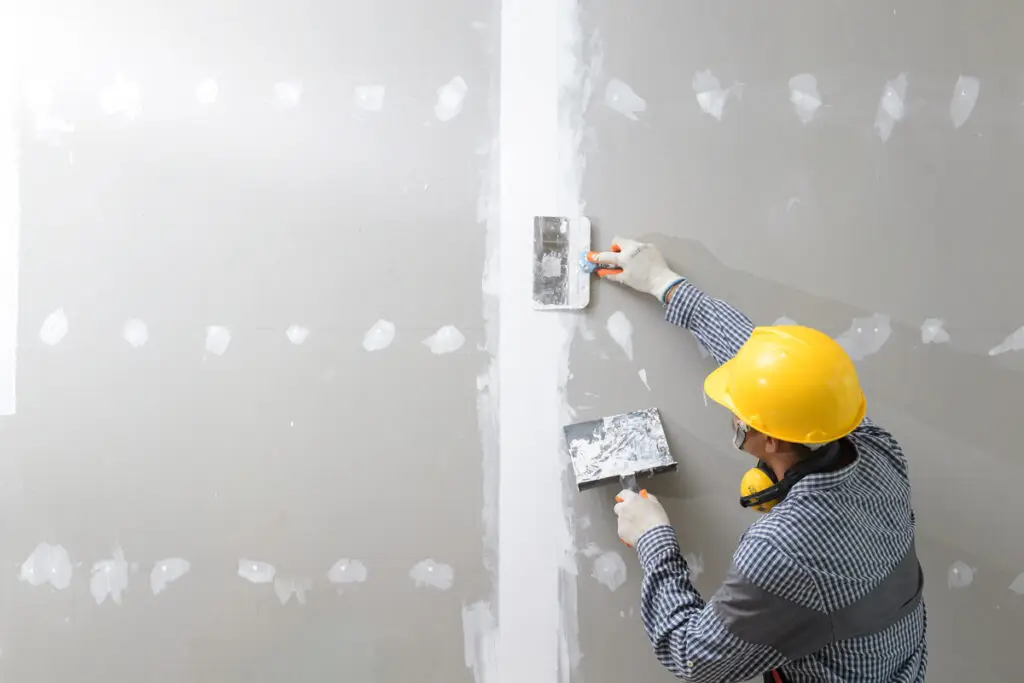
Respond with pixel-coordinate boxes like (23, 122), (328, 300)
(712, 541), (923, 662)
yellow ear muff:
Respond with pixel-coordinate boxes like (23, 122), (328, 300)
(740, 467), (779, 513)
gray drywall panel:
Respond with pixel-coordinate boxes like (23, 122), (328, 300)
(3, 1), (495, 680)
(572, 1), (1024, 681)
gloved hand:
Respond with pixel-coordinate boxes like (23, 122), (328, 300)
(587, 236), (683, 303)
(614, 489), (671, 547)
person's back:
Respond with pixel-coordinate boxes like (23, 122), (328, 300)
(738, 419), (926, 681)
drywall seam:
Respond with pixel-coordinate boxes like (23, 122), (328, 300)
(497, 0), (590, 682)
(0, 49), (18, 416)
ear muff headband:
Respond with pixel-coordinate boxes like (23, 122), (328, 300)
(739, 442), (844, 512)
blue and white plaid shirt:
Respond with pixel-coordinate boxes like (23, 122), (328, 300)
(634, 280), (927, 683)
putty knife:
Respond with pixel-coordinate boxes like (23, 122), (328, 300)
(563, 408), (678, 492)
(532, 216), (591, 310)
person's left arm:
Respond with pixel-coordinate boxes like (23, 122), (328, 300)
(636, 527), (788, 682)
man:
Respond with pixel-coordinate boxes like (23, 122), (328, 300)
(589, 237), (927, 683)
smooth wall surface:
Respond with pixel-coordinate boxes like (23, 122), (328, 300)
(4, 2), (494, 680)
(572, 1), (1024, 681)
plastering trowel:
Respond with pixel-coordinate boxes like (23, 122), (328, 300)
(532, 216), (592, 310)
(563, 408), (678, 492)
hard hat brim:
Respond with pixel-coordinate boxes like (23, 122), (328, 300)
(703, 361), (736, 413)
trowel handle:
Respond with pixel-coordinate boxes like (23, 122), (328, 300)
(620, 474), (639, 493)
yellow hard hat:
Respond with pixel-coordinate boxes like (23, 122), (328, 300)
(703, 325), (866, 444)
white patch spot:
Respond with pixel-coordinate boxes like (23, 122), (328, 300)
(99, 75), (142, 120)
(581, 543), (602, 558)
(875, 73), (908, 142)
(606, 311), (634, 361)
(693, 70), (739, 121)
(274, 577), (311, 605)
(638, 368), (651, 391)
(835, 314), (892, 361)
(40, 308), (69, 346)
(1009, 572), (1024, 595)
(785, 197), (801, 213)
(123, 318), (149, 348)
(591, 551), (627, 591)
(950, 76), (980, 129)
(286, 324), (310, 345)
(434, 77), (468, 122)
(195, 78), (219, 105)
(988, 325), (1024, 356)
(947, 560), (975, 589)
(90, 547), (129, 605)
(773, 316), (798, 327)
(362, 319), (396, 351)
(274, 81), (303, 108)
(327, 558), (368, 585)
(788, 73), (822, 124)
(205, 326), (232, 356)
(409, 559), (455, 590)
(354, 85), (386, 112)
(150, 558), (190, 596)
(422, 325), (465, 355)
(684, 552), (705, 580)
(920, 318), (950, 345)
(604, 78), (646, 121)
(19, 543), (73, 590)
(237, 559), (276, 584)
(540, 252), (562, 278)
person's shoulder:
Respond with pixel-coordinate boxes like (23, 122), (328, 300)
(851, 416), (902, 453)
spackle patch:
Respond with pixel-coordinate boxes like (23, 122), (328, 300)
(40, 308), (69, 346)
(638, 368), (651, 391)
(435, 77), (468, 122)
(274, 81), (303, 108)
(789, 74), (822, 124)
(195, 78), (219, 105)
(988, 325), (1024, 356)
(90, 547), (129, 605)
(604, 78), (646, 121)
(835, 314), (891, 361)
(99, 75), (142, 120)
(150, 558), (190, 596)
(947, 560), (975, 589)
(1009, 572), (1024, 595)
(693, 70), (738, 121)
(238, 559), (276, 584)
(274, 577), (312, 605)
(773, 316), (798, 327)
(362, 319), (396, 351)
(19, 543), (72, 590)
(684, 552), (705, 580)
(123, 319), (149, 348)
(354, 85), (385, 112)
(286, 324), (310, 345)
(606, 311), (634, 361)
(327, 558), (368, 585)
(921, 318), (950, 345)
(205, 326), (231, 356)
(875, 74), (908, 142)
(409, 559), (455, 590)
(950, 76), (980, 129)
(462, 601), (497, 683)
(591, 551), (627, 591)
(423, 325), (465, 355)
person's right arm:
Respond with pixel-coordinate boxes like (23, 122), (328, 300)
(663, 279), (753, 367)
(588, 237), (753, 366)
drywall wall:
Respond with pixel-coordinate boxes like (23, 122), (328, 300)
(3, 1), (496, 680)
(565, 1), (1024, 682)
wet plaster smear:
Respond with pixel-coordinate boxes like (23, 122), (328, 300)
(497, 0), (588, 681)
(0, 87), (16, 416)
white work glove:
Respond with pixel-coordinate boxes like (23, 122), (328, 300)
(588, 236), (683, 302)
(614, 489), (671, 548)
